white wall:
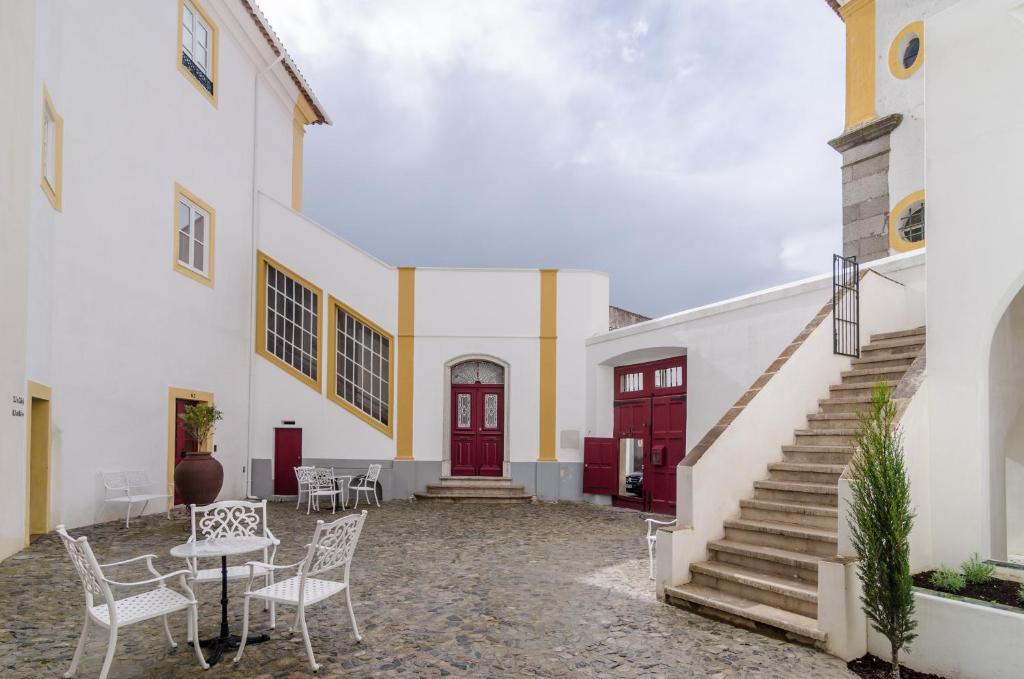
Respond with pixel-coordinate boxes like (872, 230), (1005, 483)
(925, 0), (1024, 565)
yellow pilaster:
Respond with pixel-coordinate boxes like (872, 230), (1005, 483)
(396, 267), (416, 460)
(291, 101), (311, 212)
(841, 0), (877, 130)
(538, 269), (558, 462)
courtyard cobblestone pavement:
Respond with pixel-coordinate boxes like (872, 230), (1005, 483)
(0, 501), (852, 678)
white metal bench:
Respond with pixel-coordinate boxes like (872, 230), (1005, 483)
(102, 471), (172, 528)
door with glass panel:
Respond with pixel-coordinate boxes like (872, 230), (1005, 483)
(450, 360), (505, 477)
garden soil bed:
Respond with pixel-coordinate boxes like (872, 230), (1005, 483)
(848, 654), (945, 679)
(913, 570), (1024, 609)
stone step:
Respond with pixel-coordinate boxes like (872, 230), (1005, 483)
(753, 480), (838, 507)
(780, 444), (854, 464)
(422, 483), (528, 497)
(434, 476), (517, 487)
(690, 561), (818, 618)
(739, 498), (838, 530)
(664, 583), (825, 648)
(806, 412), (861, 430)
(817, 396), (872, 415)
(840, 365), (911, 384)
(723, 518), (838, 557)
(794, 429), (857, 446)
(860, 337), (926, 358)
(870, 326), (926, 341)
(707, 539), (820, 584)
(829, 380), (898, 398)
(766, 462), (844, 485)
(413, 492), (534, 503)
(850, 353), (918, 370)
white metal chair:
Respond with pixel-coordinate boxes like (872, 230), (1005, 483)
(102, 471), (173, 528)
(645, 516), (677, 580)
(307, 467), (342, 514)
(57, 525), (208, 679)
(294, 466), (315, 510)
(348, 464), (382, 509)
(234, 511), (367, 672)
(184, 500), (279, 636)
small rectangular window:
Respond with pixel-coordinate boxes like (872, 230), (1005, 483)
(620, 372), (643, 393)
(173, 184), (215, 286)
(179, 0), (216, 102)
(40, 87), (63, 211)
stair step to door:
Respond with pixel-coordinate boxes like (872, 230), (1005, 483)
(724, 518), (837, 557)
(817, 396), (872, 414)
(860, 338), (926, 359)
(690, 561), (818, 618)
(840, 366), (911, 384)
(435, 476), (516, 487)
(753, 479), (838, 506)
(871, 326), (926, 341)
(664, 583), (825, 647)
(767, 462), (844, 484)
(850, 353), (918, 370)
(806, 413), (861, 430)
(829, 380), (898, 398)
(707, 539), (820, 583)
(739, 498), (838, 530)
(423, 483), (528, 496)
(413, 491), (534, 503)
(780, 444), (854, 464)
(794, 429), (857, 446)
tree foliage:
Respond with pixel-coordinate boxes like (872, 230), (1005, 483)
(848, 382), (916, 679)
(178, 403), (223, 452)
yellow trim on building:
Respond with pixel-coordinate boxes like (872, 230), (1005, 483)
(173, 183), (216, 287)
(24, 381), (52, 546)
(538, 269), (558, 462)
(176, 0), (219, 108)
(291, 104), (306, 211)
(166, 387), (214, 502)
(841, 0), (877, 130)
(889, 190), (926, 253)
(889, 21), (924, 80)
(326, 296), (396, 438)
(396, 267), (416, 459)
(254, 251), (324, 393)
(40, 86), (63, 212)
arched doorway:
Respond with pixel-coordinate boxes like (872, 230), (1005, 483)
(989, 286), (1024, 561)
(448, 359), (506, 477)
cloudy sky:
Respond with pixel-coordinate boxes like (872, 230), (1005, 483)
(259, 0), (845, 318)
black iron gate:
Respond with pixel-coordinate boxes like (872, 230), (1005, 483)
(833, 254), (860, 357)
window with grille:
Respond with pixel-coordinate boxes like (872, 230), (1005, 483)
(654, 366), (683, 389)
(262, 258), (320, 385)
(897, 200), (925, 244)
(620, 372), (643, 393)
(179, 0), (216, 100)
(331, 303), (392, 431)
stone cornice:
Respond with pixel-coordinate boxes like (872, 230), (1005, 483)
(828, 113), (903, 153)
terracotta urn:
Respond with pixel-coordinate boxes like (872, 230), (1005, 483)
(173, 451), (224, 506)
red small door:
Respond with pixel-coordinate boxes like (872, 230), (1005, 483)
(648, 395), (686, 515)
(274, 428), (303, 495)
(173, 398), (202, 505)
(451, 384), (504, 476)
(582, 437), (618, 495)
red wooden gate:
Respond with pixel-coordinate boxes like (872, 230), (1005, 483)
(451, 360), (505, 476)
(582, 437), (618, 495)
(274, 428), (303, 495)
(649, 395), (686, 515)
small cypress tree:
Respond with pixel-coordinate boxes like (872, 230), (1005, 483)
(848, 382), (917, 679)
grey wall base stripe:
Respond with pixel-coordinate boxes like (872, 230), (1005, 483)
(253, 459), (583, 502)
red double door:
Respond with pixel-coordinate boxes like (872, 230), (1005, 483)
(451, 383), (504, 476)
(173, 398), (202, 505)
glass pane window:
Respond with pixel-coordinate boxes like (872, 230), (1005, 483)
(266, 262), (319, 382)
(457, 393), (471, 428)
(484, 393), (498, 429)
(898, 201), (925, 244)
(451, 360), (504, 385)
(334, 306), (391, 427)
(654, 366), (682, 389)
(620, 372), (643, 393)
(182, 2), (211, 75)
(177, 196), (210, 277)
(42, 108), (57, 191)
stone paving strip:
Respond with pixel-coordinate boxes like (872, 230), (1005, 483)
(0, 501), (853, 678)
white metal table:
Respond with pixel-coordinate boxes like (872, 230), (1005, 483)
(170, 536), (273, 666)
(332, 470), (355, 509)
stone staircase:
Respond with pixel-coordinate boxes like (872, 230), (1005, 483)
(664, 326), (925, 647)
(414, 476), (534, 503)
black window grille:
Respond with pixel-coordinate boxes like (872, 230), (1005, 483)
(833, 254), (860, 357)
(182, 51), (214, 96)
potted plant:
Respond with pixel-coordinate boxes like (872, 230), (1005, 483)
(173, 403), (224, 507)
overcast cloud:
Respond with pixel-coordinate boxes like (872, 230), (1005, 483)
(258, 0), (845, 318)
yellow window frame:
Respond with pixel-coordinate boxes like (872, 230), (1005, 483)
(173, 183), (216, 287)
(40, 87), (63, 212)
(256, 251), (324, 393)
(177, 0), (219, 108)
(327, 296), (395, 438)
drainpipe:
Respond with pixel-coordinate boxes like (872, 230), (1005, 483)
(245, 53), (285, 500)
